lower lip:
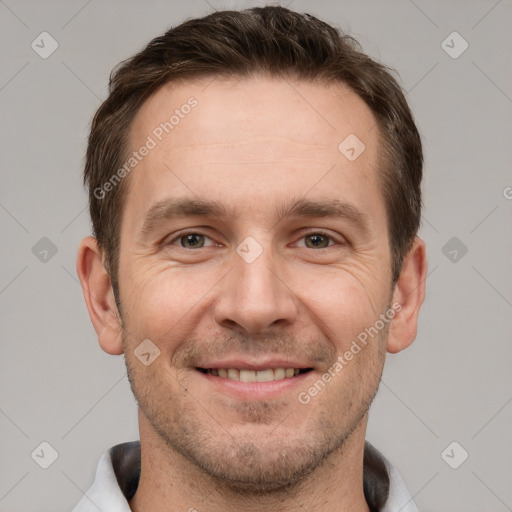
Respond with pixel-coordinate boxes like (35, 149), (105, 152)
(196, 369), (313, 400)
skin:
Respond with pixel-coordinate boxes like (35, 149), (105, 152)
(77, 76), (427, 512)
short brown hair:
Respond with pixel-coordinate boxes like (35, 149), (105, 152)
(84, 6), (422, 295)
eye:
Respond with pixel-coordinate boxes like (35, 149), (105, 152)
(297, 231), (338, 249)
(168, 232), (216, 249)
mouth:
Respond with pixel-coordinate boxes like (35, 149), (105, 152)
(194, 365), (315, 400)
(196, 367), (313, 382)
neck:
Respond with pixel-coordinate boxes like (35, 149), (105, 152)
(129, 411), (370, 512)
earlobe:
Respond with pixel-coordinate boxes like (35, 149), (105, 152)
(387, 237), (427, 354)
(76, 236), (124, 355)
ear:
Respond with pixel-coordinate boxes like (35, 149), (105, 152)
(387, 237), (427, 354)
(76, 236), (124, 355)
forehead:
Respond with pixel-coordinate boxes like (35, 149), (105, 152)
(130, 75), (378, 156)
(124, 75), (384, 226)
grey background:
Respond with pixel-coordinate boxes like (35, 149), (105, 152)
(0, 0), (511, 510)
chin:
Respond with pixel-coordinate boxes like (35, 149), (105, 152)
(184, 438), (332, 494)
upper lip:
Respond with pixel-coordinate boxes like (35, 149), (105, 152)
(195, 359), (313, 371)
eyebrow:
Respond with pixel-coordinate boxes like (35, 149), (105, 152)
(140, 197), (370, 236)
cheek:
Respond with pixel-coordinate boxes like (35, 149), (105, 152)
(119, 260), (221, 343)
(293, 265), (389, 349)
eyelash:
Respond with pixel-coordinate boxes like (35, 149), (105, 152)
(165, 230), (343, 249)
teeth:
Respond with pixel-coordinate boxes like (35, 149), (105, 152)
(227, 368), (239, 380)
(240, 369), (256, 382)
(206, 367), (305, 381)
(256, 369), (274, 382)
(273, 367), (285, 380)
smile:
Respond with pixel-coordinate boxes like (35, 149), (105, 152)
(197, 367), (313, 382)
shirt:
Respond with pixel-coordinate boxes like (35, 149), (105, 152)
(72, 440), (419, 512)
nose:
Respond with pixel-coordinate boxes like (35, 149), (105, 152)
(213, 244), (298, 334)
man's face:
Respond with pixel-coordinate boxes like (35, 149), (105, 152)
(117, 76), (393, 489)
